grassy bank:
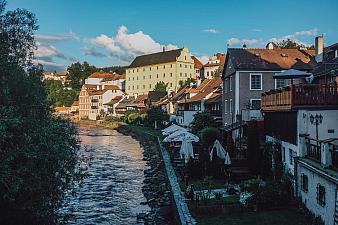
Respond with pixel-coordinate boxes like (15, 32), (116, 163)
(192, 207), (315, 225)
(125, 125), (164, 140)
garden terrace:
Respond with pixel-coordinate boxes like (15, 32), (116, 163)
(261, 84), (338, 112)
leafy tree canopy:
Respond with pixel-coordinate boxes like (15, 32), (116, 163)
(0, 1), (81, 223)
(153, 81), (168, 91)
(66, 61), (97, 90)
(179, 78), (197, 87)
(190, 111), (216, 134)
(144, 106), (169, 128)
(213, 64), (224, 77)
(276, 39), (305, 49)
(43, 80), (79, 107)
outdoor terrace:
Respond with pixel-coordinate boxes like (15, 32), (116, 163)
(261, 84), (338, 111)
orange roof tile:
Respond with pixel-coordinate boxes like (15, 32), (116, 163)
(178, 77), (222, 104)
(191, 56), (203, 69)
(71, 101), (79, 106)
(104, 85), (120, 90)
(54, 106), (70, 111)
(88, 72), (118, 79)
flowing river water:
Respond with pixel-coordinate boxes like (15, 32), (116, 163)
(59, 125), (151, 224)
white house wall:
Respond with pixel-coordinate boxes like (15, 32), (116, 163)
(297, 163), (337, 225)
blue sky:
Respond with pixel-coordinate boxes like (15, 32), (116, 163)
(7, 0), (338, 71)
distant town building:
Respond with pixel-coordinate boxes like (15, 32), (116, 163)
(126, 48), (196, 96)
(203, 53), (226, 79)
(42, 71), (68, 84)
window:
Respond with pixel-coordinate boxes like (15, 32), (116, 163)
(157, 74), (159, 78)
(185, 56), (187, 60)
(190, 65), (192, 69)
(143, 76), (145, 80)
(207, 71), (210, 77)
(170, 73), (172, 77)
(149, 84), (151, 88)
(150, 75), (151, 79)
(143, 85), (145, 89)
(185, 73), (187, 77)
(180, 73), (182, 77)
(128, 77), (130, 81)
(137, 69), (139, 72)
(143, 68), (145, 71)
(185, 65), (187, 68)
(170, 83), (172, 87)
(164, 65), (165, 69)
(224, 100), (228, 113)
(317, 184), (326, 206)
(137, 85), (139, 89)
(229, 76), (232, 91)
(180, 64), (182, 68)
(250, 99), (261, 110)
(301, 174), (308, 193)
(137, 76), (139, 80)
(150, 67), (152, 71)
(229, 99), (232, 113)
(275, 79), (286, 89)
(171, 64), (173, 68)
(157, 66), (158, 70)
(163, 73), (165, 78)
(289, 149), (295, 165)
(250, 73), (262, 90)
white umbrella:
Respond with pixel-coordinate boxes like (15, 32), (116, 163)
(163, 130), (199, 142)
(179, 139), (194, 163)
(161, 124), (187, 136)
(210, 139), (231, 165)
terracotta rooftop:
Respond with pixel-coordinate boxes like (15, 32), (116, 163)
(191, 56), (203, 69)
(104, 85), (120, 90)
(82, 84), (99, 90)
(88, 72), (118, 79)
(224, 48), (317, 77)
(54, 106), (70, 111)
(104, 96), (123, 106)
(178, 77), (222, 104)
(71, 101), (79, 106)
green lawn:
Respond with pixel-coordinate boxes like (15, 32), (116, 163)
(192, 208), (313, 225)
(125, 125), (164, 140)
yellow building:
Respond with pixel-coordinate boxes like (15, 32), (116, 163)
(126, 48), (195, 96)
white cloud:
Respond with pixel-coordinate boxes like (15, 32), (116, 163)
(203, 29), (219, 34)
(227, 38), (258, 46)
(227, 38), (241, 46)
(195, 55), (209, 64)
(33, 59), (64, 69)
(81, 46), (107, 57)
(88, 25), (178, 63)
(269, 28), (318, 46)
(34, 43), (66, 59)
(35, 31), (80, 43)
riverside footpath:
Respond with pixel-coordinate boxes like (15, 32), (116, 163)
(117, 125), (196, 225)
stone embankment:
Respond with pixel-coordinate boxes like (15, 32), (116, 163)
(117, 126), (174, 225)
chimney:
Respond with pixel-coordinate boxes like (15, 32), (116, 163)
(243, 42), (247, 48)
(315, 35), (324, 62)
(163, 46), (165, 52)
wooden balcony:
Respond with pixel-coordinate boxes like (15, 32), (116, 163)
(261, 84), (338, 111)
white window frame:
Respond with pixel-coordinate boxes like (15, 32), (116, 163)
(229, 99), (232, 114)
(250, 73), (263, 90)
(250, 98), (261, 110)
(229, 76), (232, 92)
(275, 78), (287, 89)
(224, 100), (228, 113)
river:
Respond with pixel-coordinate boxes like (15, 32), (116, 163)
(59, 125), (151, 224)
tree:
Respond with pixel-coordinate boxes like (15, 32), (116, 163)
(190, 111), (216, 134)
(0, 1), (81, 223)
(43, 80), (79, 107)
(179, 78), (197, 87)
(276, 39), (305, 49)
(66, 61), (97, 90)
(153, 81), (168, 91)
(213, 64), (224, 77)
(144, 106), (169, 128)
(200, 127), (221, 146)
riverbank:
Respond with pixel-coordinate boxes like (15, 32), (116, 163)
(72, 119), (121, 129)
(117, 126), (175, 225)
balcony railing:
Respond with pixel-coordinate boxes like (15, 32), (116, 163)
(209, 110), (222, 117)
(91, 99), (99, 102)
(306, 142), (322, 162)
(261, 84), (338, 111)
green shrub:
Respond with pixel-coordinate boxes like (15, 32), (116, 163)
(200, 127), (221, 146)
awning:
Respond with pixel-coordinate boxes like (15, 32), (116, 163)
(273, 69), (312, 79)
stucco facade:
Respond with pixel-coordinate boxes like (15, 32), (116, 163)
(126, 48), (195, 96)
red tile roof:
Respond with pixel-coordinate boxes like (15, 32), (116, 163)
(178, 77), (222, 104)
(88, 72), (118, 79)
(191, 56), (203, 69)
(104, 85), (120, 90)
(71, 101), (79, 106)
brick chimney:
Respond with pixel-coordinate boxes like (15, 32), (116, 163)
(315, 35), (324, 63)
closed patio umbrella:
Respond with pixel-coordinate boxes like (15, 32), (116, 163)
(179, 139), (194, 163)
(210, 139), (231, 165)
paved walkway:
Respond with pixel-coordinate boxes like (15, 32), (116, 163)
(157, 138), (196, 225)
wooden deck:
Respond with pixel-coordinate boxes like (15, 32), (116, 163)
(261, 84), (338, 111)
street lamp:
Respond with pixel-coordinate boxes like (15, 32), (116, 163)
(310, 114), (323, 151)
